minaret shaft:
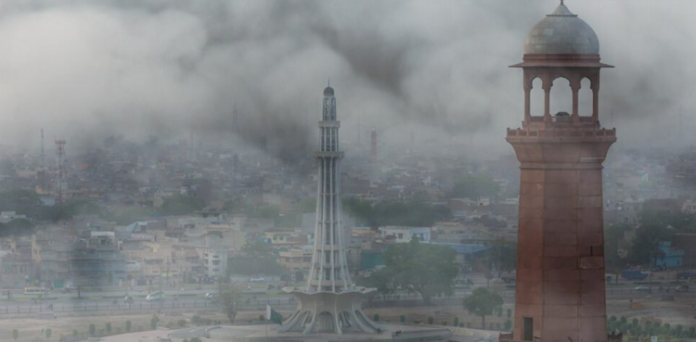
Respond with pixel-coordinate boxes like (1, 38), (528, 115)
(307, 89), (351, 293)
(281, 86), (379, 335)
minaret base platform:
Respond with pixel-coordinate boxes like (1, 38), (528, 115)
(280, 287), (380, 335)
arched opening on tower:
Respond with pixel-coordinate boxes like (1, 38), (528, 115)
(579, 77), (592, 117)
(530, 77), (544, 117)
(550, 77), (572, 116)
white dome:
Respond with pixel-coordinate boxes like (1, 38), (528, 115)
(524, 3), (599, 55)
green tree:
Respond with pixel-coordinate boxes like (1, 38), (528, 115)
(89, 324), (95, 337)
(158, 195), (205, 216)
(0, 189), (43, 217)
(463, 287), (504, 330)
(343, 198), (451, 228)
(125, 320), (131, 332)
(450, 174), (499, 200)
(106, 322), (112, 334)
(357, 238), (458, 304)
(0, 219), (35, 238)
(481, 240), (516, 286)
(227, 241), (284, 276)
(12, 329), (18, 341)
(605, 224), (630, 283)
(628, 223), (674, 265)
(44, 328), (51, 339)
(218, 281), (239, 324)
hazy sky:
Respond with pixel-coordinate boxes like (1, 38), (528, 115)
(0, 0), (694, 158)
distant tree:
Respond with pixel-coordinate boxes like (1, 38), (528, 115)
(0, 219), (35, 238)
(357, 265), (396, 296)
(158, 195), (205, 216)
(481, 240), (516, 286)
(106, 322), (112, 334)
(227, 241), (284, 276)
(463, 287), (503, 330)
(218, 281), (239, 324)
(12, 329), (18, 341)
(343, 198), (450, 228)
(628, 223), (673, 265)
(605, 224), (630, 282)
(358, 238), (458, 304)
(241, 240), (274, 258)
(89, 324), (95, 337)
(0, 189), (43, 217)
(125, 320), (131, 332)
(450, 174), (499, 200)
(45, 328), (52, 339)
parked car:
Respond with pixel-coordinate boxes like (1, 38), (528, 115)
(677, 271), (696, 280)
(124, 296), (134, 304)
(676, 285), (690, 293)
(146, 291), (165, 301)
(634, 285), (652, 293)
(205, 293), (218, 302)
(622, 270), (649, 280)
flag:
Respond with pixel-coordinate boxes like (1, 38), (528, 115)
(266, 304), (283, 325)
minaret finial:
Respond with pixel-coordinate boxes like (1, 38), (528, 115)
(328, 78), (330, 87)
(560, 0), (564, 5)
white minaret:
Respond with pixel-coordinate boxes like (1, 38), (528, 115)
(280, 85), (379, 335)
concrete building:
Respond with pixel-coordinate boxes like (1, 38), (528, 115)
(198, 247), (227, 278)
(654, 241), (684, 269)
(32, 228), (126, 288)
(279, 245), (313, 274)
(501, 3), (617, 342)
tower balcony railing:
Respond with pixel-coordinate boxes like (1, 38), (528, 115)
(507, 127), (616, 138)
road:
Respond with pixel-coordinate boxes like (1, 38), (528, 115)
(1, 284), (694, 317)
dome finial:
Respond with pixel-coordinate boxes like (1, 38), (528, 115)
(560, 0), (564, 5)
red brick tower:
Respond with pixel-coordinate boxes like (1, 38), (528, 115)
(504, 2), (617, 342)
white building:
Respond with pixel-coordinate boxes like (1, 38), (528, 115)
(379, 226), (431, 243)
(198, 247), (228, 278)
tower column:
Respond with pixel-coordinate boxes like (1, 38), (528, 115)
(592, 86), (600, 124)
(524, 85), (532, 124)
(571, 79), (580, 123)
(543, 83), (552, 123)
